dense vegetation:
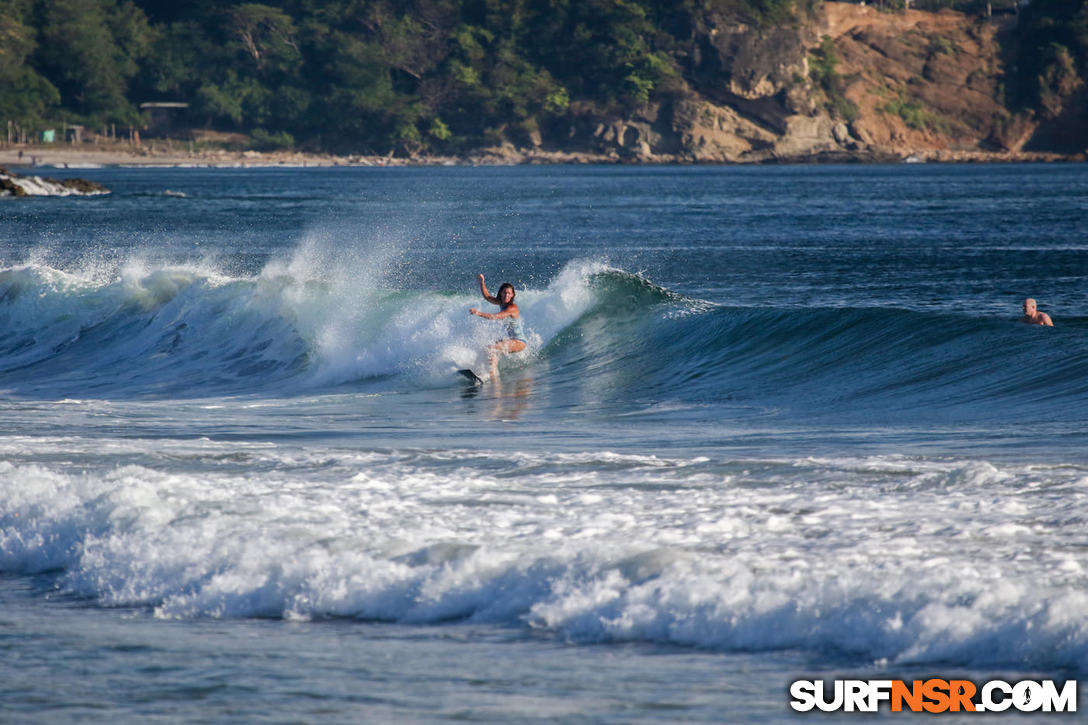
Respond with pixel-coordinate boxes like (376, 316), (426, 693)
(0, 0), (812, 152)
(0, 0), (1084, 154)
(1013, 0), (1088, 120)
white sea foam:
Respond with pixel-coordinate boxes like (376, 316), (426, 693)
(261, 248), (608, 386)
(2, 445), (1086, 671)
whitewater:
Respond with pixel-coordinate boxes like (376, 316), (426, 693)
(1, 164), (1086, 722)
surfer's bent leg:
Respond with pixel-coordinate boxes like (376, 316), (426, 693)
(486, 339), (527, 379)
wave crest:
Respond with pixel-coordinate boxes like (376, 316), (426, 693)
(1, 255), (1085, 423)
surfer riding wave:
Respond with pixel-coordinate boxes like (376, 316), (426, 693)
(470, 274), (526, 379)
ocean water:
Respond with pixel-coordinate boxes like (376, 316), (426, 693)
(1, 163), (1086, 722)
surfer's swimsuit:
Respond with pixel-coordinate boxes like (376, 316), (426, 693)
(504, 314), (526, 344)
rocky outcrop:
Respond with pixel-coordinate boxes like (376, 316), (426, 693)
(475, 2), (1075, 164)
(687, 13), (819, 121)
(0, 167), (110, 196)
(541, 8), (834, 163)
(672, 97), (777, 160)
(825, 4), (1019, 157)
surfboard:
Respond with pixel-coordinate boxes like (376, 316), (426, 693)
(457, 369), (485, 384)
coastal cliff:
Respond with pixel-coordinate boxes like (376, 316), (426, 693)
(477, 2), (1079, 164)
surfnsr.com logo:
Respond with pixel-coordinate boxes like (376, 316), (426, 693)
(790, 679), (1077, 713)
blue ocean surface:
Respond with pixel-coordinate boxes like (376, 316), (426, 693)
(1, 163), (1087, 722)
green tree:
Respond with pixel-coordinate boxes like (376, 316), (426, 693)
(302, 28), (402, 152)
(194, 79), (244, 124)
(515, 0), (682, 111)
(135, 20), (219, 97)
(32, 0), (154, 122)
(0, 1), (37, 84)
(0, 0), (60, 121)
(229, 3), (300, 72)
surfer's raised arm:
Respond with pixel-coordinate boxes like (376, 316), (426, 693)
(478, 274), (499, 305)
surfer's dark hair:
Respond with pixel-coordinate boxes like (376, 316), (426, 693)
(497, 283), (516, 307)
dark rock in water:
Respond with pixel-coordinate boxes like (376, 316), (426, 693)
(58, 176), (109, 194)
(0, 166), (109, 197)
(0, 171), (23, 197)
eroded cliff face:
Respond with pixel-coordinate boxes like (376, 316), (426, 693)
(543, 6), (830, 162)
(823, 3), (1021, 158)
(505, 2), (1072, 164)
(677, 10), (834, 161)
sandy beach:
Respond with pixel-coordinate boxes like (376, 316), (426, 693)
(0, 144), (410, 169)
(0, 142), (1079, 170)
(0, 141), (658, 168)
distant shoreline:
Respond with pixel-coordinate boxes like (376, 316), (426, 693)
(0, 145), (1079, 170)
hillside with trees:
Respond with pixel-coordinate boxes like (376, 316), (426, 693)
(1, 0), (1086, 161)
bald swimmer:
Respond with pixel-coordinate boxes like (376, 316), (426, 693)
(1020, 298), (1054, 327)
